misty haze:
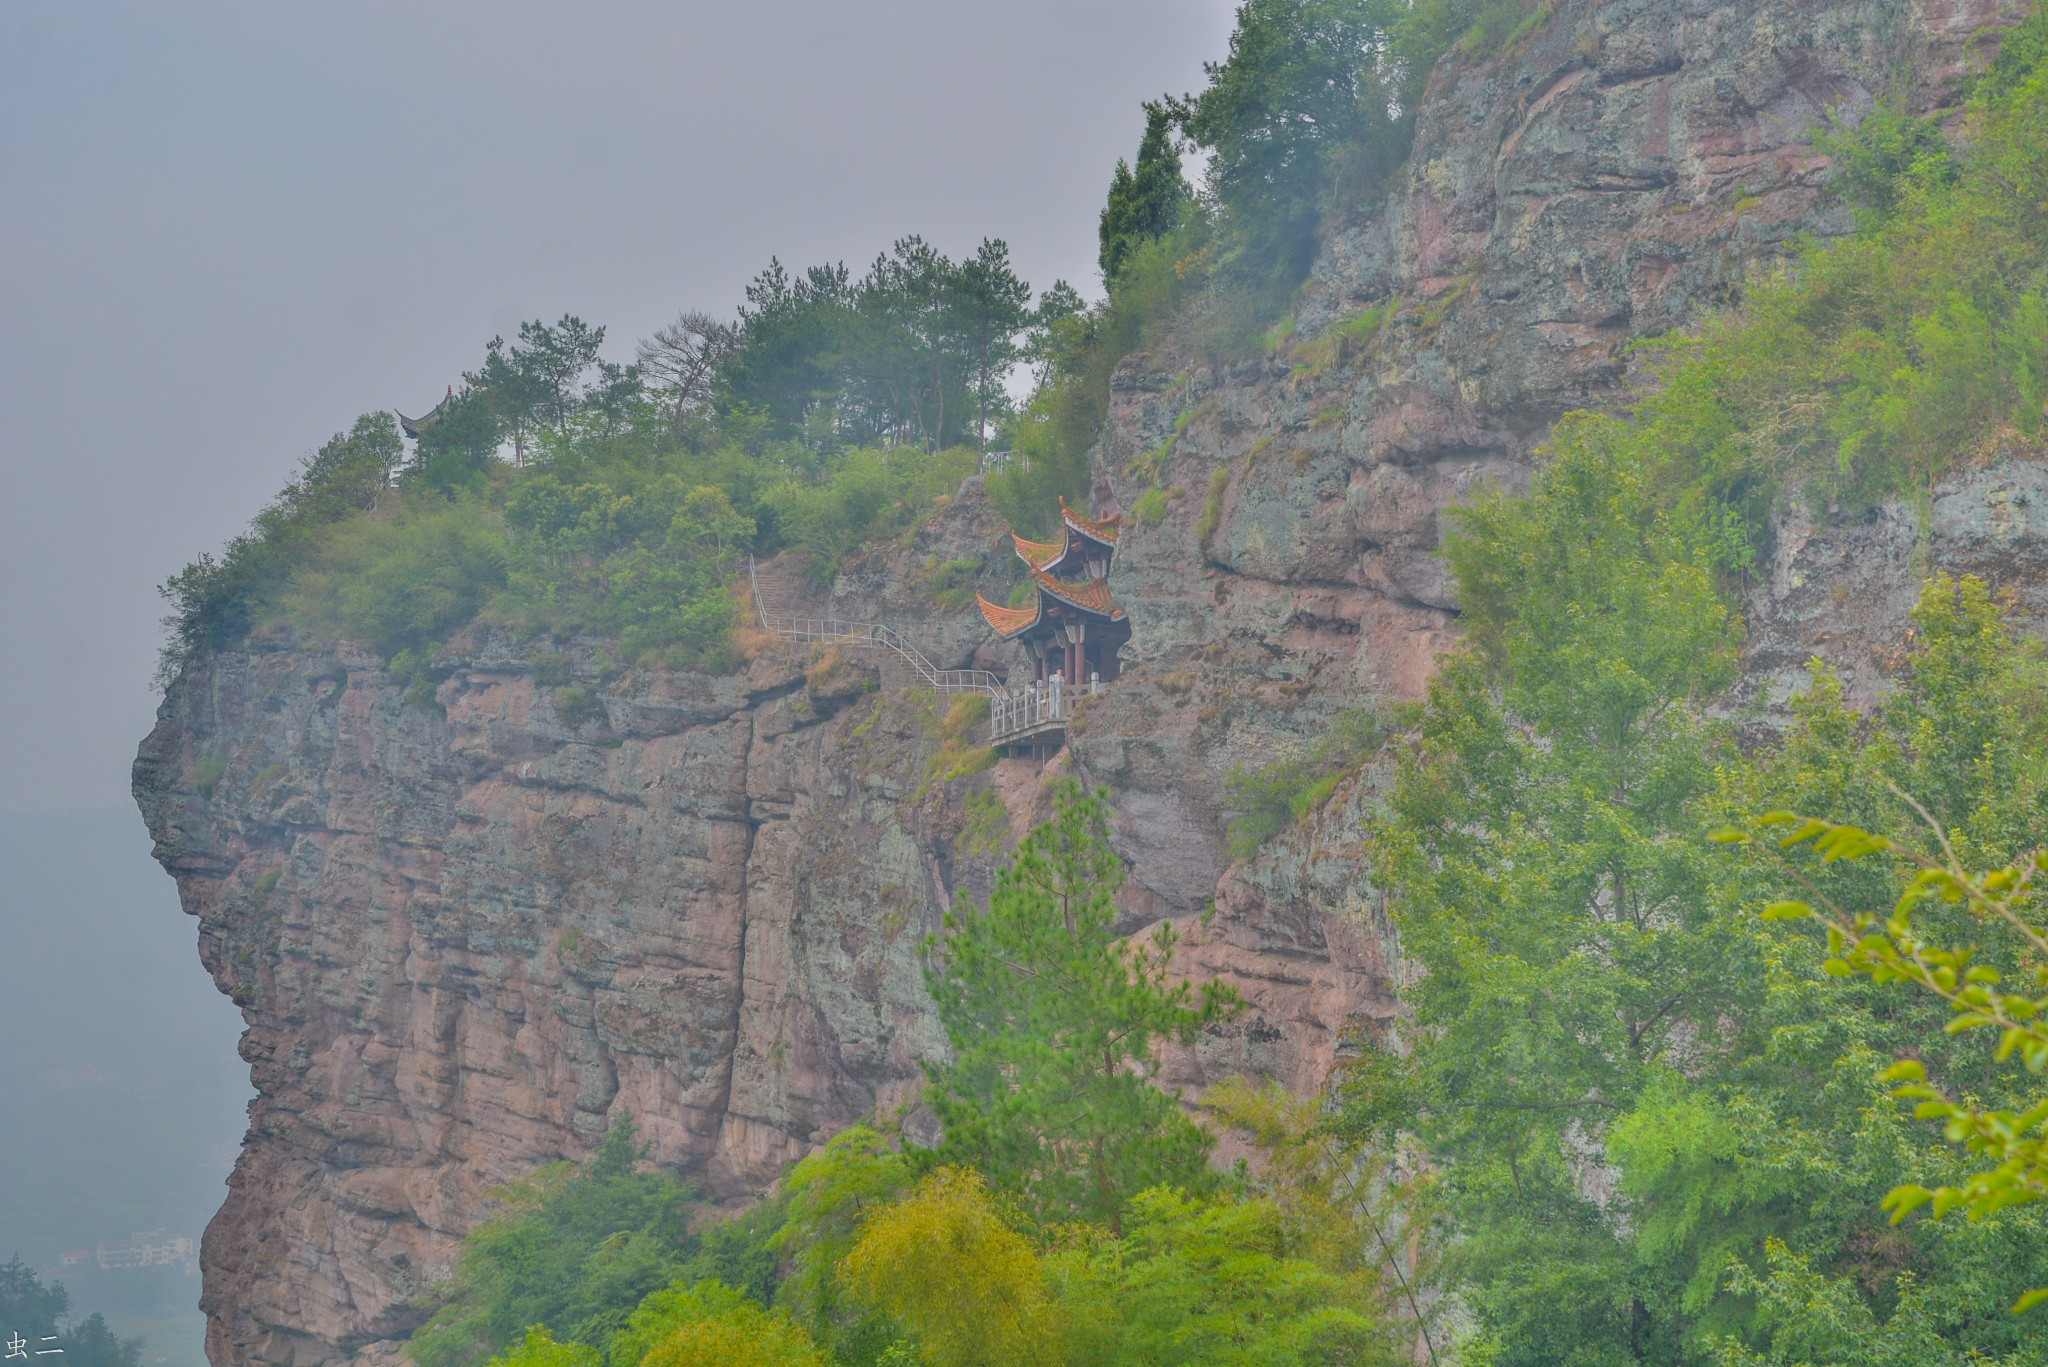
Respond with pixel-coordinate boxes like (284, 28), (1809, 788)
(10, 2), (2048, 1366)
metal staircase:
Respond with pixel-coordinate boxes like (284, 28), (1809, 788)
(747, 557), (1004, 697)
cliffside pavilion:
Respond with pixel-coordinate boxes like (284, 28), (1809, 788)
(977, 498), (1129, 756)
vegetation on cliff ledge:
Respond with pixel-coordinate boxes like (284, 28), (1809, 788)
(405, 784), (1419, 1367)
(176, 1), (2048, 1363)
(155, 0), (1539, 690)
(1345, 15), (2048, 1363)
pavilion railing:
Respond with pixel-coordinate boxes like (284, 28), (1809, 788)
(988, 674), (1101, 745)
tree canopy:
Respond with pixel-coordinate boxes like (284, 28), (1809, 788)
(920, 782), (1241, 1228)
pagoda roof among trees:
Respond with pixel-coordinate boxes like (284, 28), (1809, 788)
(397, 387), (455, 439)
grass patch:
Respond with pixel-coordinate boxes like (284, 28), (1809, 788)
(551, 686), (601, 726)
(1287, 299), (1396, 376)
(191, 755), (226, 799)
(1197, 465), (1232, 545)
(957, 788), (1010, 858)
(1223, 707), (1385, 860)
(1129, 436), (1176, 484)
(922, 694), (997, 794)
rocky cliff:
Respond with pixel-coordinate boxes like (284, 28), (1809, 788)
(133, 2), (2036, 1364)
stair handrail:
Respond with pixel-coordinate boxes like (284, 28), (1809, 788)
(748, 556), (1005, 697)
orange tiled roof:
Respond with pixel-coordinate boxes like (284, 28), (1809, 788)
(1012, 531), (1064, 570)
(976, 594), (1042, 637)
(1060, 496), (1121, 546)
(1030, 567), (1124, 619)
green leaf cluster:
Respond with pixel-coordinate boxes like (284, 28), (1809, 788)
(0, 1259), (145, 1367)
(407, 1116), (694, 1367)
(1223, 707), (1386, 859)
(1362, 459), (2048, 1362)
(405, 797), (1407, 1367)
(920, 782), (1242, 1228)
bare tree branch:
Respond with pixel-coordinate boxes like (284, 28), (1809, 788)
(636, 309), (738, 434)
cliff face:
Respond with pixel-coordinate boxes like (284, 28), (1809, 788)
(134, 3), (2035, 1365)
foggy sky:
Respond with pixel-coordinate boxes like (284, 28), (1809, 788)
(0, 0), (1238, 814)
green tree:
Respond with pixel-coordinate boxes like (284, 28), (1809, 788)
(286, 411), (404, 523)
(921, 782), (1241, 1228)
(155, 410), (404, 681)
(53, 1315), (143, 1367)
(0, 1256), (70, 1338)
(1169, 0), (1420, 282)
(722, 258), (855, 446)
(611, 1281), (822, 1367)
(0, 1262), (142, 1367)
(1364, 424), (1752, 1361)
(483, 1328), (600, 1367)
(953, 239), (1033, 455)
(1208, 1079), (1437, 1362)
(521, 316), (609, 435)
(838, 1167), (1059, 1367)
(1367, 494), (2048, 1361)
(407, 1115), (692, 1367)
(1098, 102), (1191, 289)
(1049, 1188), (1390, 1367)
(472, 333), (552, 466)
(406, 387), (503, 493)
(467, 316), (615, 461)
(849, 237), (974, 451)
(768, 1124), (912, 1344)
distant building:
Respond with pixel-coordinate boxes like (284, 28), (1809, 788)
(57, 1250), (90, 1268)
(96, 1232), (194, 1271)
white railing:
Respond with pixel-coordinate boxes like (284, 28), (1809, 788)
(749, 557), (1103, 747)
(749, 558), (1004, 698)
(989, 674), (1101, 744)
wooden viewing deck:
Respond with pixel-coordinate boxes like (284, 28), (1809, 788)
(988, 673), (1102, 757)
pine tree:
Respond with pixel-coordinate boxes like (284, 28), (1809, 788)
(921, 782), (1240, 1228)
(1097, 102), (1190, 288)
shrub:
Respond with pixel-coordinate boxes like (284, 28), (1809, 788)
(279, 500), (511, 661)
(1223, 708), (1384, 859)
(1196, 465), (1232, 546)
(551, 687), (600, 727)
(190, 756), (226, 799)
(760, 447), (974, 582)
(1130, 487), (1170, 526)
